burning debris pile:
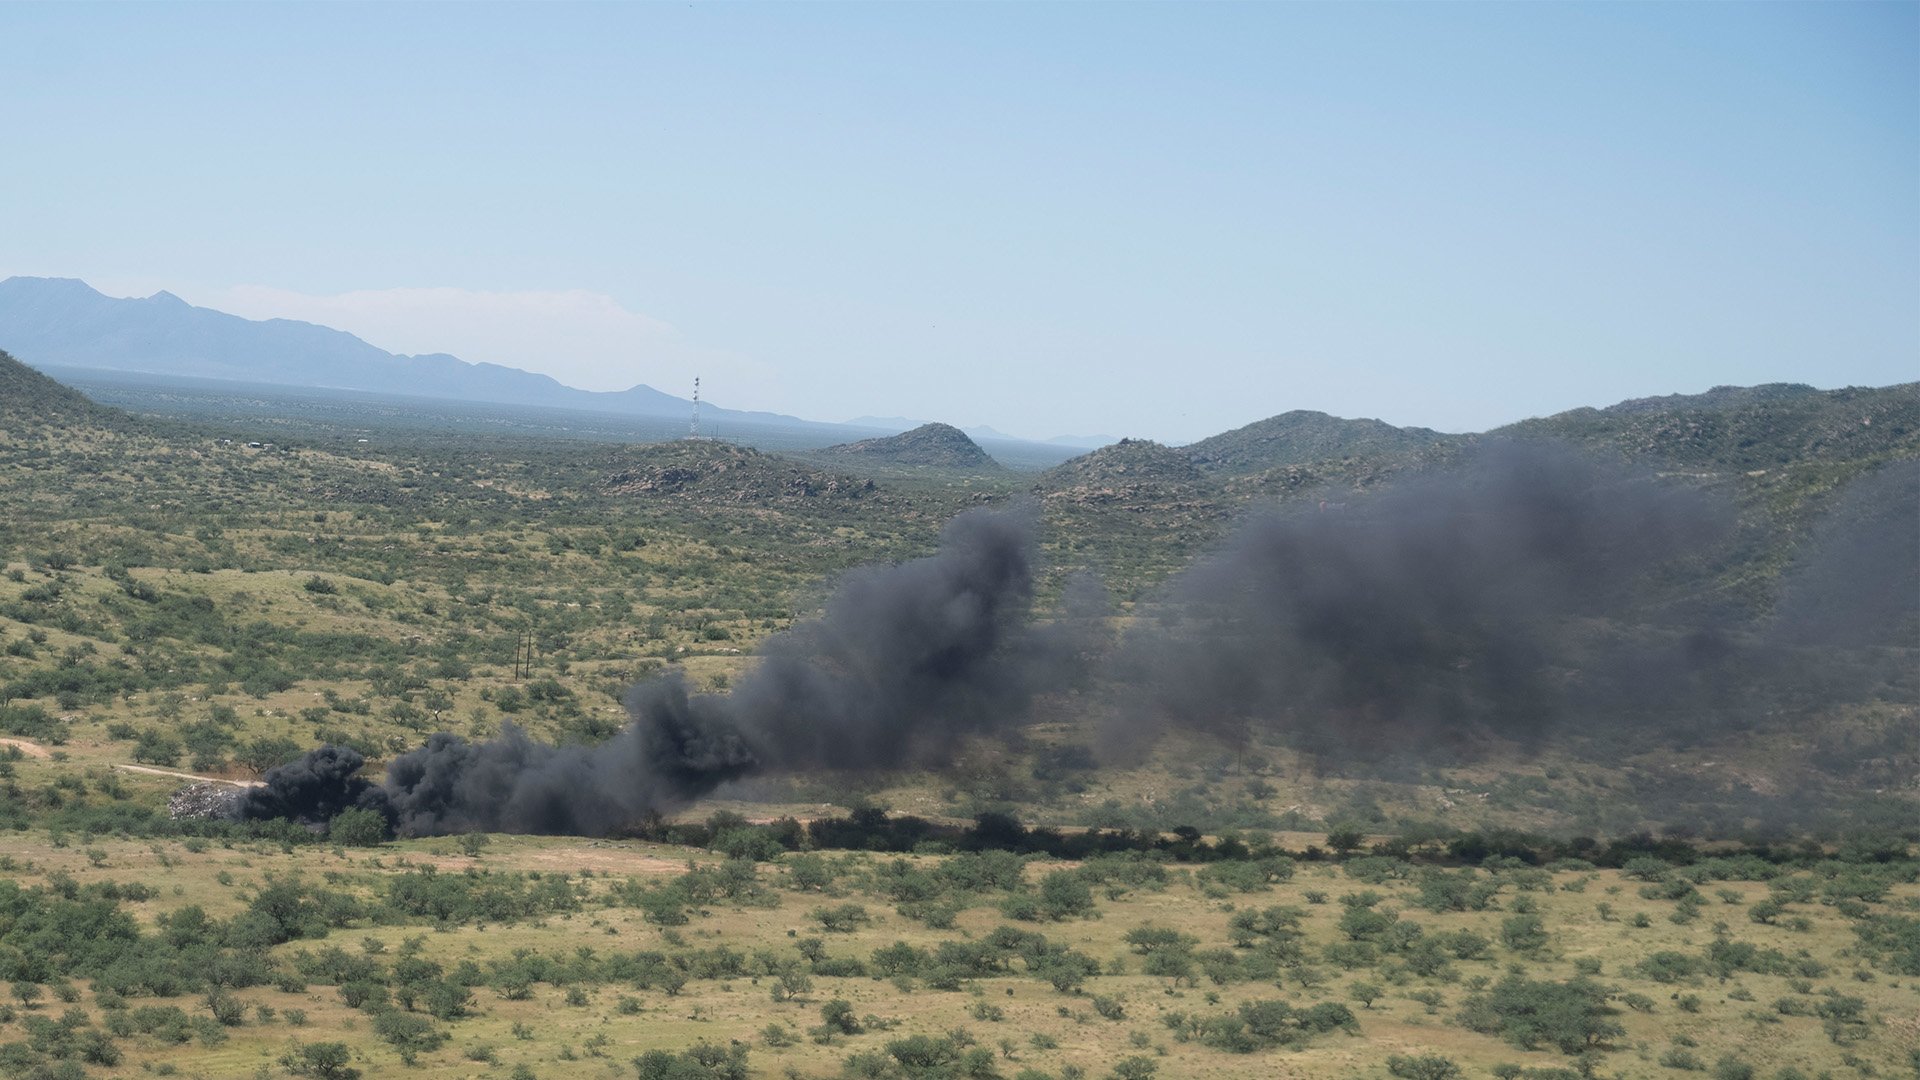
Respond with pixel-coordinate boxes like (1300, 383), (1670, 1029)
(168, 783), (243, 821)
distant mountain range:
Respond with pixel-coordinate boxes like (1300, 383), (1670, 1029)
(0, 276), (876, 438)
(5, 276), (1910, 485)
(0, 277), (1119, 451)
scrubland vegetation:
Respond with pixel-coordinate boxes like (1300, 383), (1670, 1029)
(0, 811), (1918, 1079)
(0, 353), (1915, 1076)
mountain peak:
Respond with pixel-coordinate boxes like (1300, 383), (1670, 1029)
(145, 290), (190, 308)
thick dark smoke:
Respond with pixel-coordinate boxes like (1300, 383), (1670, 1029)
(700, 505), (1048, 772)
(1101, 443), (1735, 760)
(239, 746), (390, 827)
(246, 507), (1081, 835)
(239, 445), (1916, 836)
(374, 703), (755, 836)
(1772, 458), (1920, 649)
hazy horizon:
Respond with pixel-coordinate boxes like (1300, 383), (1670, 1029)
(3, 3), (1913, 443)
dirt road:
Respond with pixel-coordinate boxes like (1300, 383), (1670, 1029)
(0, 738), (264, 786)
(115, 763), (264, 787)
(0, 738), (51, 759)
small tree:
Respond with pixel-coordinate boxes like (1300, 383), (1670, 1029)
(423, 980), (472, 1021)
(771, 969), (812, 1003)
(812, 903), (871, 933)
(133, 729), (183, 766)
(237, 736), (302, 774)
(1349, 981), (1383, 1009)
(819, 999), (862, 1035)
(1039, 870), (1097, 920)
(329, 807), (390, 846)
(283, 1041), (361, 1080)
(375, 1010), (447, 1066)
(1326, 825), (1367, 855)
(1500, 913), (1549, 954)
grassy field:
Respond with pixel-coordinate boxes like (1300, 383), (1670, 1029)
(1, 797), (1917, 1080)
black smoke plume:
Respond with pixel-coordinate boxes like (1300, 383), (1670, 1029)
(1772, 458), (1920, 649)
(246, 506), (1079, 835)
(1100, 442), (1736, 760)
(373, 703), (755, 836)
(240, 445), (1915, 836)
(239, 746), (391, 827)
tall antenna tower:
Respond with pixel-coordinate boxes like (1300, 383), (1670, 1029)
(688, 376), (701, 439)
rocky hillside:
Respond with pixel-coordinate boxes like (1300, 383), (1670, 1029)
(1497, 382), (1919, 471)
(1183, 409), (1453, 474)
(818, 422), (1000, 470)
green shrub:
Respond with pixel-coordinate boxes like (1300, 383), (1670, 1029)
(328, 807), (389, 846)
(1458, 976), (1624, 1055)
(1387, 1055), (1462, 1080)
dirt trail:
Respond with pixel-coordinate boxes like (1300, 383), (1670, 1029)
(0, 738), (51, 759)
(115, 764), (263, 788)
(0, 738), (264, 790)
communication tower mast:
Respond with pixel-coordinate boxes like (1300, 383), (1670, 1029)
(688, 376), (701, 439)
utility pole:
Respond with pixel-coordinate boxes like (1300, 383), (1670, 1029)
(514, 629), (537, 680)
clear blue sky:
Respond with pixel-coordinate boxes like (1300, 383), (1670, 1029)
(3, 2), (1914, 442)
